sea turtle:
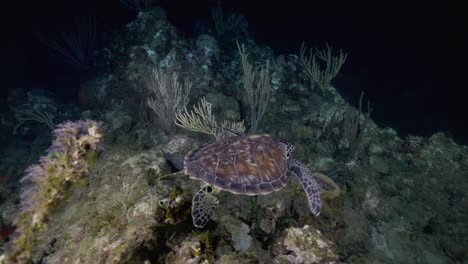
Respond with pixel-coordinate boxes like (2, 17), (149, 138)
(171, 133), (323, 228)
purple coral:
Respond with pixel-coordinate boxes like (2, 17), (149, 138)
(6, 120), (103, 262)
(49, 120), (102, 154)
(21, 120), (102, 205)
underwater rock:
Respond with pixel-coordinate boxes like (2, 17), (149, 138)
(219, 215), (252, 252)
(165, 234), (206, 264)
(312, 156), (336, 171)
(370, 222), (448, 264)
(315, 140), (338, 156)
(369, 155), (389, 174)
(361, 187), (381, 216)
(121, 151), (164, 175)
(368, 143), (386, 155)
(205, 92), (241, 119)
(196, 34), (219, 61)
(259, 201), (285, 234)
(439, 236), (466, 261)
(216, 252), (260, 264)
(165, 230), (219, 263)
(110, 107), (132, 132)
(420, 133), (464, 169)
(339, 208), (371, 259)
(272, 225), (339, 264)
(165, 134), (193, 152)
(78, 74), (114, 108)
(126, 8), (172, 45)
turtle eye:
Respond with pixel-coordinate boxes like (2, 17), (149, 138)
(205, 186), (213, 193)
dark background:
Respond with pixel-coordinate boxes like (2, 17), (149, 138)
(1, 0), (467, 144)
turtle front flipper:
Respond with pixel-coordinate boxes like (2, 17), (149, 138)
(290, 160), (322, 216)
(192, 186), (219, 228)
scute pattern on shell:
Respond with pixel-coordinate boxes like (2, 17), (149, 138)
(184, 134), (289, 195)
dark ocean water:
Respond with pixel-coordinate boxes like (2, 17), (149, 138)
(1, 0), (466, 144)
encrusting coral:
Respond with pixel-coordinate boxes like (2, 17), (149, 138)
(272, 225), (339, 263)
(4, 120), (103, 263)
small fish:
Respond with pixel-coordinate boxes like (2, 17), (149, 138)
(0, 224), (14, 240)
(0, 175), (11, 183)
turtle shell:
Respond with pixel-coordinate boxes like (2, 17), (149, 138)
(184, 134), (289, 195)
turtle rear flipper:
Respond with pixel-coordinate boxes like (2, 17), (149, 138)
(192, 186), (219, 228)
(290, 160), (322, 216)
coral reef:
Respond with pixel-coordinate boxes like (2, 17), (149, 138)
(1, 4), (467, 264)
(4, 120), (103, 263)
(219, 215), (252, 252)
(272, 225), (339, 263)
(164, 231), (214, 263)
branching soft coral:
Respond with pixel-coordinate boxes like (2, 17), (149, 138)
(4, 120), (103, 264)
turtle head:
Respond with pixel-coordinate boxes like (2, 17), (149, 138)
(279, 139), (295, 159)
